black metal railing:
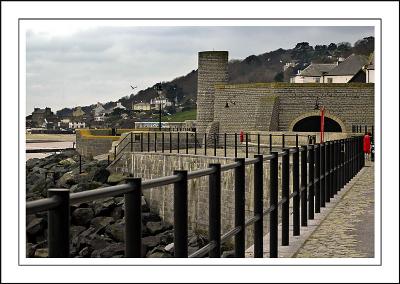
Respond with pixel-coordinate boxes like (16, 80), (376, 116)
(26, 135), (365, 258)
(111, 131), (316, 161)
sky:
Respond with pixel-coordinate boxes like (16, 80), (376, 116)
(25, 24), (374, 115)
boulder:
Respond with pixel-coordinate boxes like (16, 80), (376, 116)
(107, 173), (127, 185)
(26, 158), (41, 170)
(91, 242), (125, 258)
(105, 221), (125, 242)
(90, 217), (115, 231)
(88, 235), (112, 250)
(69, 181), (103, 193)
(92, 197), (116, 216)
(26, 243), (36, 257)
(26, 217), (45, 236)
(70, 225), (86, 239)
(110, 206), (124, 220)
(142, 212), (161, 224)
(72, 208), (95, 226)
(78, 246), (92, 257)
(92, 168), (110, 184)
(142, 235), (160, 249)
(146, 221), (172, 235)
(158, 230), (174, 245)
(59, 158), (76, 166)
(34, 248), (48, 258)
(164, 243), (174, 253)
(221, 250), (235, 258)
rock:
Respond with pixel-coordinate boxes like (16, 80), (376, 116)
(142, 235), (160, 249)
(72, 208), (94, 226)
(34, 248), (48, 258)
(72, 227), (96, 249)
(70, 225), (86, 238)
(92, 197), (116, 216)
(110, 207), (124, 220)
(90, 217), (115, 231)
(146, 221), (171, 235)
(141, 196), (150, 212)
(188, 246), (199, 256)
(107, 173), (126, 185)
(158, 230), (174, 245)
(79, 246), (92, 257)
(105, 221), (125, 242)
(59, 158), (76, 166)
(26, 158), (41, 170)
(142, 212), (161, 224)
(91, 243), (125, 258)
(88, 235), (111, 250)
(26, 218), (45, 236)
(164, 243), (174, 253)
(70, 181), (102, 193)
(221, 250), (235, 258)
(26, 243), (36, 257)
(92, 168), (110, 184)
(56, 170), (78, 188)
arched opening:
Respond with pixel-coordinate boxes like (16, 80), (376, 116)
(293, 116), (342, 132)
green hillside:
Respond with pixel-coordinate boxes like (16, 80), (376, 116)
(162, 109), (197, 122)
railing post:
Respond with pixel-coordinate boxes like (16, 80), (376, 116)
(140, 132), (143, 152)
(214, 134), (217, 156)
(169, 132), (172, 153)
(154, 132), (157, 152)
(130, 132), (133, 152)
(325, 141), (331, 202)
(147, 132), (150, 152)
(282, 148), (290, 246)
(79, 154), (82, 174)
(177, 132), (180, 153)
(320, 143), (326, 208)
(114, 146), (117, 160)
(245, 133), (249, 158)
(257, 133), (260, 154)
(315, 144), (321, 213)
(346, 138), (350, 183)
(234, 158), (246, 258)
(341, 139), (345, 188)
(330, 140), (335, 198)
(282, 134), (285, 149)
(48, 188), (70, 257)
(254, 155), (264, 257)
(300, 146), (308, 226)
(224, 133), (227, 157)
(332, 140), (337, 195)
(292, 147), (300, 236)
(162, 132), (165, 153)
(209, 163), (221, 258)
(125, 178), (142, 257)
(269, 134), (272, 153)
(186, 132), (189, 154)
(204, 133), (207, 156)
(308, 144), (315, 220)
(173, 170), (188, 257)
(296, 134), (299, 148)
(234, 133), (238, 158)
(107, 154), (110, 166)
(194, 131), (197, 155)
(269, 152), (278, 258)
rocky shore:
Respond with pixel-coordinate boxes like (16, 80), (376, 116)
(26, 150), (221, 258)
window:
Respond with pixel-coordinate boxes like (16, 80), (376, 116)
(327, 78), (333, 83)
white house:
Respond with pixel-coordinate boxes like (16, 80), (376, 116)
(150, 97), (173, 109)
(68, 121), (86, 129)
(322, 54), (369, 83)
(133, 102), (151, 111)
(93, 102), (105, 116)
(291, 63), (337, 83)
(364, 53), (374, 83)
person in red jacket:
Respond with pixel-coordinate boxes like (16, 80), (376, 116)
(363, 132), (371, 160)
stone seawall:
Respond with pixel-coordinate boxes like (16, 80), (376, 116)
(110, 152), (291, 248)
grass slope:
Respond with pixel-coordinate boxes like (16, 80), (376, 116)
(162, 109), (197, 122)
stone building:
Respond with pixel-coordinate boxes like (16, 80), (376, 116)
(31, 107), (55, 127)
(196, 51), (374, 136)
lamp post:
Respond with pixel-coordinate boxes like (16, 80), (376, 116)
(155, 83), (163, 131)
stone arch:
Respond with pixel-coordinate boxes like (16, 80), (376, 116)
(288, 111), (347, 132)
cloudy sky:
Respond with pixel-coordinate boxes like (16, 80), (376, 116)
(26, 24), (374, 115)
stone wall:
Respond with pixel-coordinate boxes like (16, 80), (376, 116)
(76, 130), (120, 158)
(111, 152), (290, 248)
(213, 83), (374, 133)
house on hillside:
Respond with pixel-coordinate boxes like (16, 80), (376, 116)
(31, 107), (56, 127)
(322, 54), (369, 83)
(150, 97), (173, 109)
(364, 53), (374, 83)
(133, 102), (151, 111)
(290, 63), (337, 83)
(72, 106), (86, 117)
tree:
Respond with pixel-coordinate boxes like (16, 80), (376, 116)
(353, 36), (374, 55)
(328, 43), (337, 51)
(274, 72), (284, 82)
(295, 42), (312, 50)
(337, 42), (352, 51)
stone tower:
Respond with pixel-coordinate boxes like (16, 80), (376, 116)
(196, 51), (229, 134)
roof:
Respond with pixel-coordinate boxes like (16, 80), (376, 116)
(326, 54), (369, 76)
(298, 64), (337, 77)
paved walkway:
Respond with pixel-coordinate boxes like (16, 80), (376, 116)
(294, 162), (374, 258)
(245, 161), (374, 258)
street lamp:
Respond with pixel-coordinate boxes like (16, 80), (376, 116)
(155, 83), (163, 131)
